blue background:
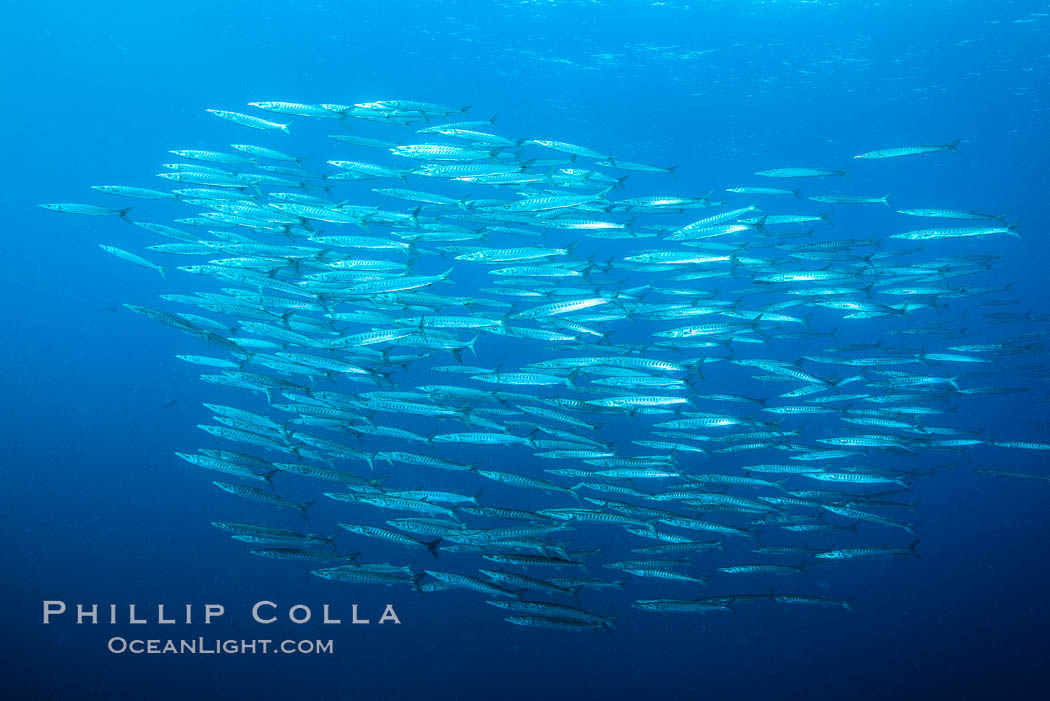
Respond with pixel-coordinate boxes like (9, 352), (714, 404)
(3, 1), (1048, 699)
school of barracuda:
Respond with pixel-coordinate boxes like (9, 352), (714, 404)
(42, 99), (1047, 632)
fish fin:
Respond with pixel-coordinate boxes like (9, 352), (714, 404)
(424, 538), (442, 559)
(297, 501), (315, 521)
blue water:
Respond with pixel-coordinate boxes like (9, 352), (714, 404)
(4, 1), (1049, 699)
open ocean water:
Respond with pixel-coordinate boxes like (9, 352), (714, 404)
(3, 1), (1049, 700)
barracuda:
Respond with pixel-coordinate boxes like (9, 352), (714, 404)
(59, 92), (1040, 637)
